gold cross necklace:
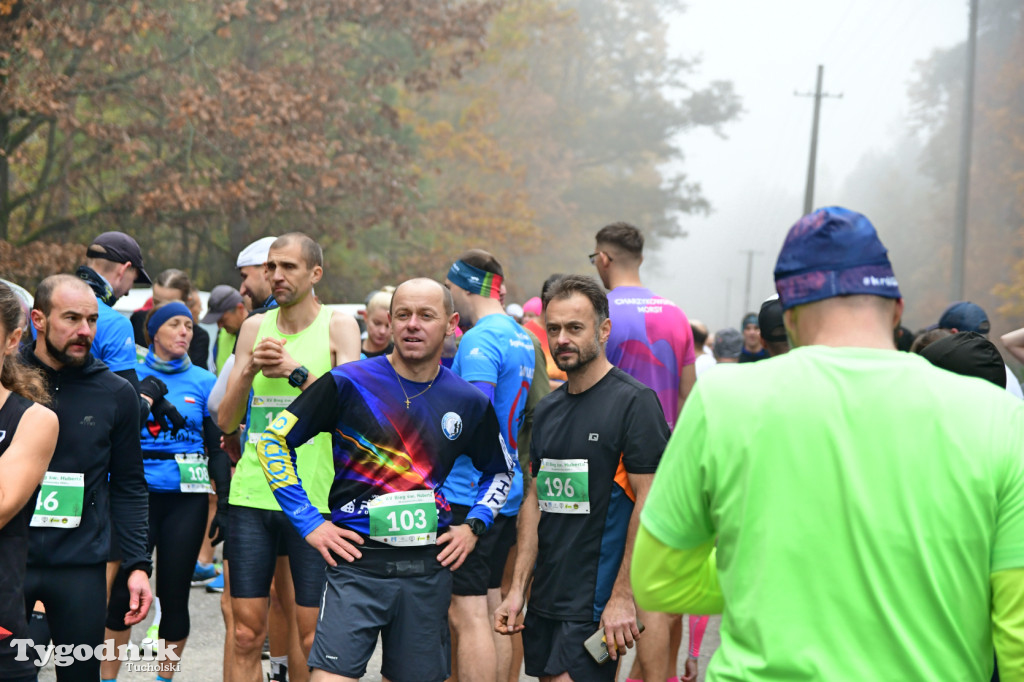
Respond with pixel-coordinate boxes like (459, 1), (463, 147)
(392, 358), (439, 409)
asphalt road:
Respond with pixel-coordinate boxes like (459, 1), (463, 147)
(38, 581), (721, 681)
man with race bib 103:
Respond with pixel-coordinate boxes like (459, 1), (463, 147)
(258, 277), (514, 682)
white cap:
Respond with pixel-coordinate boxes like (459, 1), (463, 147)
(236, 236), (278, 268)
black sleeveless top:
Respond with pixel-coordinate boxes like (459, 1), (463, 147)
(0, 392), (39, 679)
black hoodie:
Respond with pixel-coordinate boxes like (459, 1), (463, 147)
(20, 345), (152, 574)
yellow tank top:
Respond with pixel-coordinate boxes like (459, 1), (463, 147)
(229, 305), (334, 512)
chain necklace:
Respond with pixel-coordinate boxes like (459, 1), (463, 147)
(393, 360), (439, 409)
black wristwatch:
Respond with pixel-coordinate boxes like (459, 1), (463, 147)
(466, 518), (487, 537)
(288, 365), (310, 388)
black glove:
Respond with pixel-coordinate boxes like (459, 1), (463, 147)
(151, 398), (187, 436)
(209, 502), (229, 546)
(139, 375), (168, 403)
(141, 375), (187, 436)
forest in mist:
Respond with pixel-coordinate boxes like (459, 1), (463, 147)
(1, 0), (1022, 336)
(0, 0), (739, 302)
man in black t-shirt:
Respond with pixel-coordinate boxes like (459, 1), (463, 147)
(494, 274), (670, 682)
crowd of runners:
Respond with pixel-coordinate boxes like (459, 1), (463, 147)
(0, 207), (1022, 682)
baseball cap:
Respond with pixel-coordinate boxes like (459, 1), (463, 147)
(741, 313), (758, 329)
(937, 301), (990, 335)
(523, 297), (543, 317)
(236, 237), (277, 268)
(713, 328), (742, 360)
(201, 285), (245, 324)
(758, 296), (787, 343)
(919, 331), (1005, 388)
(774, 207), (900, 311)
(87, 232), (151, 285)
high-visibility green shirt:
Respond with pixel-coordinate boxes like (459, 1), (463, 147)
(214, 327), (235, 375)
(229, 306), (334, 512)
(638, 346), (1024, 681)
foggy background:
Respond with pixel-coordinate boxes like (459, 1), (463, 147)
(647, 0), (968, 332)
(3, 0), (1021, 348)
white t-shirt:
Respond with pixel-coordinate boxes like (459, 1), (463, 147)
(1005, 364), (1023, 399)
(695, 352), (717, 378)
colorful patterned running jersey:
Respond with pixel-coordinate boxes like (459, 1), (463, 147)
(442, 313), (533, 516)
(605, 286), (695, 428)
(258, 356), (514, 541)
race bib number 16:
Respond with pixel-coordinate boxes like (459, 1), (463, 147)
(30, 472), (85, 528)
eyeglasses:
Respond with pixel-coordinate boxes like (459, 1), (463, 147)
(588, 251), (612, 265)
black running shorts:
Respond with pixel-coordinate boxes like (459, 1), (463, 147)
(522, 611), (616, 682)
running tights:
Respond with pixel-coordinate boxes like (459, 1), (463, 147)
(107, 492), (207, 641)
(23, 563), (107, 682)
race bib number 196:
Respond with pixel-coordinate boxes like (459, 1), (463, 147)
(30, 472), (85, 528)
(368, 490), (438, 546)
(536, 458), (590, 514)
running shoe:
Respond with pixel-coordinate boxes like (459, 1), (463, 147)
(145, 624), (160, 652)
(191, 561), (219, 586)
(205, 572), (225, 593)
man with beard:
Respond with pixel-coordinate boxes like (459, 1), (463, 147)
(256, 277), (513, 682)
(218, 233), (361, 682)
(495, 275), (670, 682)
(19, 275), (152, 682)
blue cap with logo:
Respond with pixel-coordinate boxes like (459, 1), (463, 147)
(773, 207), (901, 311)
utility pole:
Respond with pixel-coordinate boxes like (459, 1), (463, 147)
(724, 277), (733, 331)
(739, 249), (762, 315)
(952, 0), (979, 301)
(795, 65), (843, 215)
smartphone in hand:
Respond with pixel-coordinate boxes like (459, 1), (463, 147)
(583, 621), (646, 664)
